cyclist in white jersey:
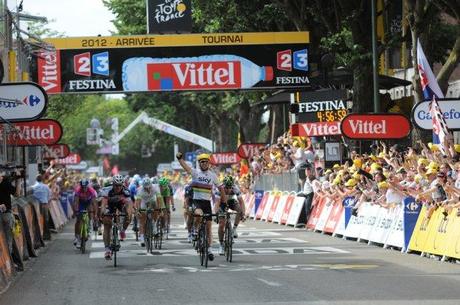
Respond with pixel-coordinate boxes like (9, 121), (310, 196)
(135, 178), (162, 247)
(214, 176), (246, 255)
(176, 152), (227, 260)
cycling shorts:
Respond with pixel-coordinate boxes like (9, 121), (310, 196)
(219, 199), (240, 214)
(78, 200), (92, 213)
(193, 199), (212, 221)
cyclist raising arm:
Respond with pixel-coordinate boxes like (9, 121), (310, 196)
(176, 152), (227, 260)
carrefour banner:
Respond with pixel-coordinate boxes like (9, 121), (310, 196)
(33, 32), (310, 94)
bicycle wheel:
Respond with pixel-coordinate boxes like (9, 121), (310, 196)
(145, 217), (152, 253)
(226, 221), (233, 262)
(158, 219), (163, 250)
(80, 218), (87, 254)
(199, 226), (205, 266)
(112, 225), (118, 267)
(133, 216), (139, 241)
(203, 225), (209, 268)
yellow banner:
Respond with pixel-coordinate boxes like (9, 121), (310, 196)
(43, 32), (309, 50)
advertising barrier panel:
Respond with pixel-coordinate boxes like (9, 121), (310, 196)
(35, 32), (310, 94)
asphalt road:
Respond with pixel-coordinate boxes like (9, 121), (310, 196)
(2, 211), (460, 305)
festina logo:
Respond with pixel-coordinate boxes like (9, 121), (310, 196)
(38, 50), (61, 94)
(68, 79), (116, 91)
(348, 119), (387, 134)
(299, 100), (346, 113)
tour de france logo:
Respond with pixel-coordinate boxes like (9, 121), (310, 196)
(154, 0), (188, 24)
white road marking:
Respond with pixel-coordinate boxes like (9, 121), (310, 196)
(256, 278), (282, 287)
(89, 247), (348, 258)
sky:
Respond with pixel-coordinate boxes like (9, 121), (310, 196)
(9, 0), (116, 37)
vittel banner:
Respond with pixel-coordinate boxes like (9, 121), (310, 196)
(412, 99), (460, 130)
(34, 32), (310, 94)
(0, 119), (63, 146)
(210, 152), (241, 165)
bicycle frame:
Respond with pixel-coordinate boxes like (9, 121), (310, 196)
(80, 211), (90, 254)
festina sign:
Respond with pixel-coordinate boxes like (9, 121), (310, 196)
(290, 122), (341, 137)
(298, 100), (346, 113)
(237, 143), (266, 159)
(340, 114), (411, 139)
(210, 152), (241, 165)
(412, 99), (460, 130)
(55, 153), (81, 165)
(0, 119), (63, 146)
(43, 144), (70, 159)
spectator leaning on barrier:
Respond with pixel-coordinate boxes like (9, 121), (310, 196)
(0, 170), (20, 259)
(300, 162), (316, 222)
(32, 174), (52, 240)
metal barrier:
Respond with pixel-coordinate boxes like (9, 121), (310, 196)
(254, 171), (299, 192)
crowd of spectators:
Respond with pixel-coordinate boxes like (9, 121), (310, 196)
(295, 140), (460, 222)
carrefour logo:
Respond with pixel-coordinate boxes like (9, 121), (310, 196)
(74, 51), (109, 77)
(23, 95), (41, 107)
(406, 201), (419, 212)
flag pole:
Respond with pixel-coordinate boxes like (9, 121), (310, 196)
(371, 0), (380, 113)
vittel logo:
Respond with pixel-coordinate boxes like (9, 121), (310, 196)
(38, 50), (61, 94)
(211, 152), (241, 165)
(147, 61), (241, 90)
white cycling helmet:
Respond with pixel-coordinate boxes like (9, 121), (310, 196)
(112, 174), (124, 185)
(142, 178), (152, 187)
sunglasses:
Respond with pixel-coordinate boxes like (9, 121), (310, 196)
(199, 160), (209, 164)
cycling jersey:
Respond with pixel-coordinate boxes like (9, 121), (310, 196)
(135, 186), (158, 209)
(128, 183), (139, 201)
(190, 168), (219, 201)
(160, 184), (173, 197)
(75, 186), (97, 212)
(184, 184), (193, 199)
(105, 186), (131, 213)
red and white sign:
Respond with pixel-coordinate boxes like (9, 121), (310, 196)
(237, 143), (266, 159)
(74, 52), (91, 76)
(341, 114), (411, 139)
(210, 152), (241, 165)
(290, 121), (341, 137)
(0, 119), (63, 146)
(37, 50), (62, 94)
(55, 153), (81, 165)
(43, 144), (70, 159)
(147, 61), (242, 90)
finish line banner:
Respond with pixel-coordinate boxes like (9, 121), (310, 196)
(34, 32), (310, 94)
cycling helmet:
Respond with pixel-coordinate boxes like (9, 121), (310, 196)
(151, 176), (159, 184)
(159, 177), (169, 186)
(197, 153), (211, 162)
(142, 178), (152, 187)
(112, 174), (124, 185)
(133, 174), (141, 181)
(80, 178), (89, 187)
(223, 176), (234, 188)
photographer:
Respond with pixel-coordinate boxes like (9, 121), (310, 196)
(0, 170), (21, 259)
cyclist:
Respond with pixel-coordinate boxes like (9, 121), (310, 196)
(73, 178), (97, 249)
(183, 183), (194, 242)
(101, 174), (132, 260)
(214, 176), (246, 255)
(159, 177), (175, 233)
(176, 152), (227, 261)
(129, 174), (141, 202)
(135, 178), (162, 247)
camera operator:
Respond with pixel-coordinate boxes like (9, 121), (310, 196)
(0, 169), (21, 258)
